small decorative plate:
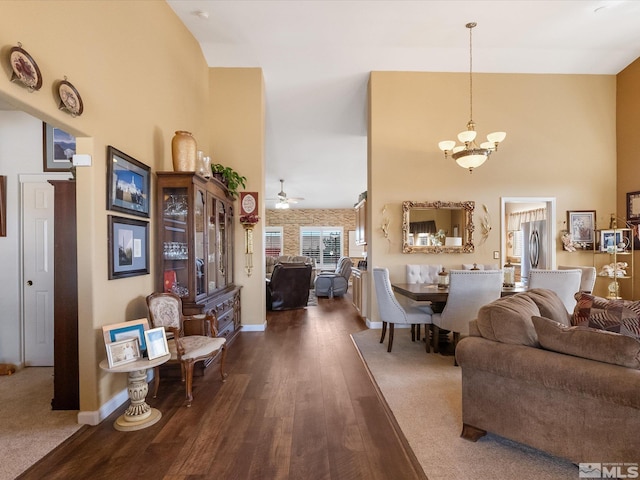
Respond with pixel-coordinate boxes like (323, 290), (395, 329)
(57, 79), (83, 117)
(9, 43), (42, 91)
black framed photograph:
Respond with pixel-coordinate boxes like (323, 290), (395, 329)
(108, 215), (149, 279)
(107, 146), (150, 218)
(567, 210), (596, 246)
(42, 122), (75, 172)
(627, 191), (640, 224)
(0, 176), (6, 237)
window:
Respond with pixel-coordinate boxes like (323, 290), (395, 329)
(300, 227), (343, 269)
(265, 227), (283, 257)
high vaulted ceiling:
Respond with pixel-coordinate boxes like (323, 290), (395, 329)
(167, 0), (640, 209)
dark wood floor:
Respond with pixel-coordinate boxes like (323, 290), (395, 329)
(19, 295), (426, 480)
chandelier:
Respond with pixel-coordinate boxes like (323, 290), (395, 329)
(438, 22), (506, 173)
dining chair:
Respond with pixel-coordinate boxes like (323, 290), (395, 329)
(431, 270), (503, 360)
(146, 292), (227, 407)
(557, 265), (596, 294)
(527, 269), (582, 313)
(373, 267), (433, 352)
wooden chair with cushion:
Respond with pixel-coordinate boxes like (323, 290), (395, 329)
(146, 292), (227, 407)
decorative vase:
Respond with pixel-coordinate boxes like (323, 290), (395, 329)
(171, 131), (197, 172)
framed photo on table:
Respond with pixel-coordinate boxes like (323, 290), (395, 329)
(106, 146), (150, 218)
(42, 122), (75, 172)
(102, 319), (149, 352)
(105, 338), (141, 368)
(144, 327), (169, 360)
(108, 215), (149, 279)
(567, 210), (596, 246)
(627, 191), (640, 224)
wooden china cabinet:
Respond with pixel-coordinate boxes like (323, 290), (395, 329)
(155, 172), (241, 344)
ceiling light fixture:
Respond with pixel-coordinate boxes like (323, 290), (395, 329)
(275, 200), (290, 209)
(438, 22), (506, 173)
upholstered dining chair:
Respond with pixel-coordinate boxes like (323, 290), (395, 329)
(146, 292), (227, 407)
(373, 267), (433, 352)
(431, 270), (503, 360)
(557, 265), (596, 294)
(315, 256), (353, 298)
(528, 268), (582, 313)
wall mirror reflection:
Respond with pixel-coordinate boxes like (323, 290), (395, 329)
(402, 200), (475, 253)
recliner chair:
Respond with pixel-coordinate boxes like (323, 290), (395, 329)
(266, 263), (313, 310)
(314, 256), (353, 297)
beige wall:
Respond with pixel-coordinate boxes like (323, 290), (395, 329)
(0, 1), (263, 419)
(367, 71), (618, 320)
(209, 68), (266, 327)
(616, 57), (640, 299)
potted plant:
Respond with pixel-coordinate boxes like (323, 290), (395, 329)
(211, 163), (247, 199)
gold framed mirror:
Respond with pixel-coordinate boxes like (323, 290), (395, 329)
(402, 200), (475, 253)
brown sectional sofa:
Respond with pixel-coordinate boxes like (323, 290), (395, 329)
(456, 288), (640, 464)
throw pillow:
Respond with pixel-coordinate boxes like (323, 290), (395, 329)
(573, 293), (640, 340)
(476, 293), (540, 347)
(532, 315), (640, 369)
(524, 288), (571, 326)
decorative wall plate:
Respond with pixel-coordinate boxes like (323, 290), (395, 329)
(57, 79), (83, 117)
(9, 43), (42, 91)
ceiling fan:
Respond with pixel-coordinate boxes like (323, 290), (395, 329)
(269, 179), (304, 209)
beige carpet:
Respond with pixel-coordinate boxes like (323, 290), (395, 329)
(0, 367), (83, 480)
(351, 329), (578, 480)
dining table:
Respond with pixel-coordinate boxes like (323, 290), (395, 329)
(391, 282), (527, 311)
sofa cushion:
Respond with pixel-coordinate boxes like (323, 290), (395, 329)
(573, 292), (640, 340)
(532, 315), (640, 369)
(524, 288), (571, 326)
(477, 294), (540, 347)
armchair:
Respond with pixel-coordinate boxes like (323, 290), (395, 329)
(266, 263), (313, 310)
(146, 292), (227, 407)
(314, 256), (353, 298)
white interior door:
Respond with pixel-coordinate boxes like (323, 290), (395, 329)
(22, 181), (55, 366)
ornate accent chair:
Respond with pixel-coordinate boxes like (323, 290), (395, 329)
(146, 292), (227, 407)
(315, 256), (353, 298)
(373, 267), (433, 352)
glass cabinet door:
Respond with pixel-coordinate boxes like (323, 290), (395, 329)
(194, 187), (206, 297)
(217, 199), (228, 289)
(161, 187), (189, 297)
(207, 195), (218, 293)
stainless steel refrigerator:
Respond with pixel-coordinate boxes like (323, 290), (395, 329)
(521, 220), (548, 283)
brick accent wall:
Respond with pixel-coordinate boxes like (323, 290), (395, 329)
(266, 208), (356, 257)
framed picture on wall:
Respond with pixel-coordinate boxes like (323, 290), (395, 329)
(107, 215), (149, 279)
(106, 146), (150, 218)
(567, 210), (596, 246)
(627, 191), (640, 224)
(42, 122), (75, 172)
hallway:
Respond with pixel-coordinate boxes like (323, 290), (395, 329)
(19, 296), (425, 479)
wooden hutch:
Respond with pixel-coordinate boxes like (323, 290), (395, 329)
(155, 172), (241, 344)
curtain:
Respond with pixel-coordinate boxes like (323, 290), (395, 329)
(507, 208), (546, 231)
(410, 220), (436, 235)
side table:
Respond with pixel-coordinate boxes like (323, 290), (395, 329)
(99, 354), (170, 431)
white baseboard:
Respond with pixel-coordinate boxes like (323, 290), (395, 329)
(242, 321), (266, 332)
(77, 387), (128, 425)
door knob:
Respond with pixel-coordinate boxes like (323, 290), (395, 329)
(26, 280), (33, 286)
